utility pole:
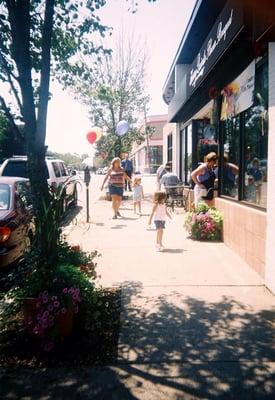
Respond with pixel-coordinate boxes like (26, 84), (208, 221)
(144, 105), (150, 174)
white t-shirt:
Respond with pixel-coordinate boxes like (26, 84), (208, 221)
(154, 204), (166, 221)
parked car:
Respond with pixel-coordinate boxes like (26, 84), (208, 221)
(0, 156), (78, 211)
(0, 177), (34, 268)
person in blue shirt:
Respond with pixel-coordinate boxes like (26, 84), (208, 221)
(121, 153), (133, 191)
(160, 164), (180, 188)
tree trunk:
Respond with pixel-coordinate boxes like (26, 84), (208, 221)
(6, 0), (57, 266)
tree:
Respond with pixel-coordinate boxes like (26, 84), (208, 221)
(74, 32), (151, 160)
(0, 0), (156, 266)
(0, 112), (25, 161)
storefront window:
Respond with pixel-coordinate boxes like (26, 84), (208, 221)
(180, 124), (193, 185)
(149, 146), (162, 173)
(219, 60), (268, 208)
(243, 62), (268, 207)
(186, 124), (192, 184)
(197, 120), (218, 163)
(221, 116), (240, 198)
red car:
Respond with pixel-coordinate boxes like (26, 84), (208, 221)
(0, 177), (34, 268)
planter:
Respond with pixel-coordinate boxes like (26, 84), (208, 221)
(23, 298), (39, 334)
(56, 306), (74, 338)
(23, 298), (74, 340)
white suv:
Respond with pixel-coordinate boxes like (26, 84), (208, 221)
(0, 156), (78, 211)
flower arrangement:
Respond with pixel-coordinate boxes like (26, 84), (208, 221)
(184, 203), (223, 241)
(25, 287), (81, 352)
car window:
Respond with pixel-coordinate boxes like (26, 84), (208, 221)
(59, 162), (68, 177)
(0, 184), (10, 210)
(2, 161), (28, 178)
(52, 162), (61, 177)
(1, 160), (50, 179)
(16, 181), (32, 207)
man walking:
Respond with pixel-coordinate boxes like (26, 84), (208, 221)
(121, 153), (133, 191)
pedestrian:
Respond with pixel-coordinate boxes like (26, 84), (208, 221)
(148, 191), (172, 252)
(191, 152), (217, 207)
(100, 157), (131, 219)
(133, 176), (144, 215)
(156, 164), (167, 190)
(160, 164), (181, 188)
(121, 153), (133, 191)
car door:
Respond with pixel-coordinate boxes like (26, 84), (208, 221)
(59, 162), (74, 198)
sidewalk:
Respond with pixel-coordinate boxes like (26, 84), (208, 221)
(1, 182), (274, 399)
(64, 186), (275, 399)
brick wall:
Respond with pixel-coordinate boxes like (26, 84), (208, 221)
(265, 43), (275, 293)
(215, 198), (266, 278)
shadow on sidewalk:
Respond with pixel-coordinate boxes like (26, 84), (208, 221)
(116, 280), (275, 399)
(1, 280), (273, 399)
(61, 205), (83, 227)
(162, 248), (186, 254)
(0, 367), (138, 400)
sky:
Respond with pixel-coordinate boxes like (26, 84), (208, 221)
(46, 0), (197, 155)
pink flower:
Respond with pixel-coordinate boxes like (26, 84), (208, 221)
(43, 341), (54, 352)
(62, 288), (68, 294)
(53, 301), (60, 308)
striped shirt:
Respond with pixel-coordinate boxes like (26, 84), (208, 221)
(109, 169), (125, 187)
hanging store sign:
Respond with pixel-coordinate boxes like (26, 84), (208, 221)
(186, 0), (243, 98)
(220, 61), (255, 120)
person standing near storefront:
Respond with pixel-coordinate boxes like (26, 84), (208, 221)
(121, 153), (133, 191)
(191, 152), (217, 206)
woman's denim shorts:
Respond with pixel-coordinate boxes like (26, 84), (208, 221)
(109, 184), (123, 197)
(154, 220), (165, 229)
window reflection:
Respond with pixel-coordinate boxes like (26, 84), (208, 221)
(221, 116), (240, 198)
(243, 62), (268, 207)
(187, 124), (192, 184)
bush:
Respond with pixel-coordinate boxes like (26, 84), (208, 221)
(184, 204), (223, 241)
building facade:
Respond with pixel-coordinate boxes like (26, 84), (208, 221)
(163, 0), (275, 292)
(131, 114), (167, 174)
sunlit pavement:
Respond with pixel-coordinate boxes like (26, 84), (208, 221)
(64, 174), (275, 399)
(1, 174), (274, 399)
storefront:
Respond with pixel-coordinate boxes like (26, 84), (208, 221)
(162, 0), (275, 292)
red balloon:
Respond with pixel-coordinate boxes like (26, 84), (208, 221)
(86, 131), (97, 144)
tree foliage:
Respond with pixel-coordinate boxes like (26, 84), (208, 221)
(74, 32), (151, 160)
(0, 0), (157, 265)
(46, 150), (89, 169)
(0, 113), (25, 162)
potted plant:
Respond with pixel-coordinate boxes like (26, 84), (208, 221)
(184, 203), (223, 241)
(24, 287), (81, 351)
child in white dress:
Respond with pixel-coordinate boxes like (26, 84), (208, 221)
(133, 177), (144, 214)
(148, 191), (172, 251)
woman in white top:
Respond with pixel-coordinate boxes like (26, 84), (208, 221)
(148, 191), (172, 251)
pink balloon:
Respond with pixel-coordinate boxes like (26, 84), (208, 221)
(86, 131), (97, 144)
